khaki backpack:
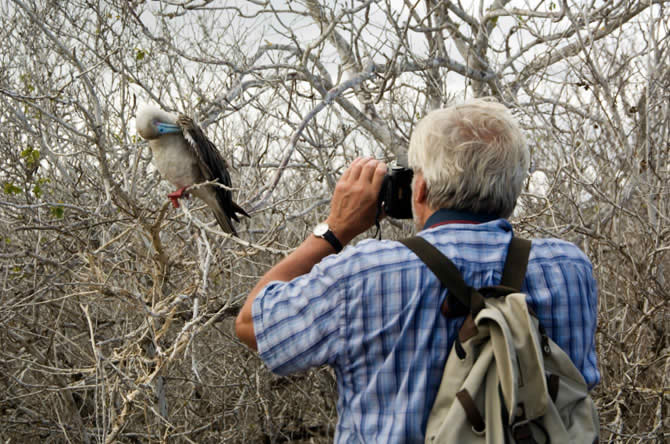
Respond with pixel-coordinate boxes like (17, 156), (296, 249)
(401, 237), (599, 444)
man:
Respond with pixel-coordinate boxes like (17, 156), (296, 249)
(236, 98), (599, 443)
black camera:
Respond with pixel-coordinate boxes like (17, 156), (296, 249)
(378, 166), (414, 219)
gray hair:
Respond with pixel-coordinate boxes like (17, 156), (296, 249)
(407, 98), (530, 218)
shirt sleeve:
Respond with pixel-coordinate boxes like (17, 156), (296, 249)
(251, 253), (347, 376)
(579, 263), (600, 389)
(526, 242), (601, 389)
(560, 256), (600, 389)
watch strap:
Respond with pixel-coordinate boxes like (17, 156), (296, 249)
(319, 229), (343, 253)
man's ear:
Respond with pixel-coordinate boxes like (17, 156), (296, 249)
(413, 173), (428, 204)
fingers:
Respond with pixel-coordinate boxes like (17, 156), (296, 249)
(340, 157), (362, 181)
(340, 160), (353, 181)
(371, 161), (387, 190)
(346, 157), (368, 182)
(359, 159), (387, 191)
(343, 157), (386, 185)
(359, 158), (377, 183)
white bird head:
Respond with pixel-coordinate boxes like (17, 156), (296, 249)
(136, 105), (181, 140)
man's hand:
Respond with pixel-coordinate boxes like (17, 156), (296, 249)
(327, 157), (387, 245)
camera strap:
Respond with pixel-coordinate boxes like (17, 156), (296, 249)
(373, 202), (383, 239)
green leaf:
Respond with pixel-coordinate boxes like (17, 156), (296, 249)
(136, 49), (146, 61)
(50, 205), (65, 219)
(21, 147), (40, 168)
(3, 182), (23, 195)
(19, 74), (34, 92)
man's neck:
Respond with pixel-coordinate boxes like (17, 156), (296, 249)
(423, 208), (499, 230)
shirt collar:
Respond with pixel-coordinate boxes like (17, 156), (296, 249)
(423, 208), (500, 230)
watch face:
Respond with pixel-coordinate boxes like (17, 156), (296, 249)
(314, 222), (329, 237)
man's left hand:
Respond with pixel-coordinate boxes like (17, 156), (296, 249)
(326, 157), (387, 245)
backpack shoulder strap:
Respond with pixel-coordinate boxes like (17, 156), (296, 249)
(401, 236), (532, 315)
(500, 237), (532, 291)
(400, 237), (483, 316)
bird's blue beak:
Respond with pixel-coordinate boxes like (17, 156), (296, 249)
(156, 122), (181, 134)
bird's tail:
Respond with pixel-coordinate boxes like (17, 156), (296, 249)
(193, 187), (242, 236)
(213, 206), (237, 236)
(231, 200), (250, 219)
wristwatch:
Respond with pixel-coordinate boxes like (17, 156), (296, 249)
(313, 222), (343, 253)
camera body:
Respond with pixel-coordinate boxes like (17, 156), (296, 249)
(379, 166), (414, 219)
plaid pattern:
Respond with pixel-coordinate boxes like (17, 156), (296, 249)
(252, 219), (599, 443)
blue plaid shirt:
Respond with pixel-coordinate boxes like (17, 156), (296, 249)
(252, 214), (599, 443)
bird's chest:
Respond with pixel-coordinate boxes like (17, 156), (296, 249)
(150, 138), (199, 188)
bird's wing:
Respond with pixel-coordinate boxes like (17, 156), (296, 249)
(176, 115), (232, 188)
(176, 115), (243, 222)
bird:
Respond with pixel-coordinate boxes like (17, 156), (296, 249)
(135, 105), (249, 235)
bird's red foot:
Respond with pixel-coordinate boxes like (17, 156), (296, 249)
(167, 187), (188, 208)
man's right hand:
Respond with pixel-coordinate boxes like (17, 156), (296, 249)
(326, 157), (387, 246)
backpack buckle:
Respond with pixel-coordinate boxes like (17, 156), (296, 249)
(511, 404), (537, 443)
(511, 418), (534, 442)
